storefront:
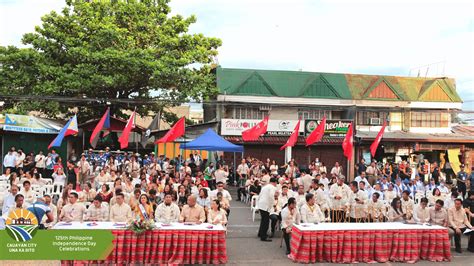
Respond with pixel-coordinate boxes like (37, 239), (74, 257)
(221, 118), (351, 175)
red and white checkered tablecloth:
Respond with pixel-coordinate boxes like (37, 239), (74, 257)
(63, 228), (227, 265)
(290, 223), (451, 264)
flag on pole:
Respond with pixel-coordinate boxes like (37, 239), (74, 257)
(242, 116), (269, 141)
(118, 110), (136, 149)
(342, 122), (353, 160)
(305, 116), (326, 146)
(48, 115), (79, 149)
(370, 120), (387, 157)
(141, 112), (161, 147)
(155, 116), (185, 144)
(280, 120), (301, 151)
(90, 108), (111, 148)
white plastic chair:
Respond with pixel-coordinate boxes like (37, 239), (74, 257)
(250, 195), (259, 222)
(43, 185), (54, 196)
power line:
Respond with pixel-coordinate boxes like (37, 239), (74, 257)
(0, 94), (473, 114)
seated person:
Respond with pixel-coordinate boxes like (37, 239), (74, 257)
(59, 192), (86, 222)
(300, 193), (324, 223)
(155, 194), (180, 223)
(85, 196), (109, 221)
(281, 197), (300, 256)
(109, 193), (133, 223)
(179, 195), (205, 224)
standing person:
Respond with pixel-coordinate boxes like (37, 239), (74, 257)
(77, 155), (90, 186)
(457, 164), (468, 199)
(66, 160), (78, 189)
(237, 159), (250, 188)
(355, 159), (367, 176)
(330, 162), (343, 178)
(448, 199), (473, 253)
(281, 197), (300, 256)
(204, 163), (216, 190)
(3, 148), (17, 174)
(35, 151), (46, 177)
(257, 177), (278, 242)
(15, 148), (26, 174)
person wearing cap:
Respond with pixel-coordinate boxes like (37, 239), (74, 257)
(457, 164), (468, 198)
(27, 197), (54, 229)
(59, 192), (86, 222)
(257, 177), (278, 241)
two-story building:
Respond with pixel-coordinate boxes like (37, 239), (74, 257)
(205, 67), (473, 178)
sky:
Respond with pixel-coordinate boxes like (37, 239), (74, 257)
(1, 0), (473, 111)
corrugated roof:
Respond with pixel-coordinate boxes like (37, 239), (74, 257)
(356, 130), (474, 143)
(217, 67), (462, 103)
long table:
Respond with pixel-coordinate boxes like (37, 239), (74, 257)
(54, 222), (227, 265)
(290, 222), (451, 264)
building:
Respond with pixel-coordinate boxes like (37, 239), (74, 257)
(206, 67), (473, 178)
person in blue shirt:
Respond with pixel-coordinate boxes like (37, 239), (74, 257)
(457, 164), (468, 198)
(27, 197), (54, 229)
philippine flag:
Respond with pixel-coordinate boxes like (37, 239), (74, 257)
(48, 115), (79, 149)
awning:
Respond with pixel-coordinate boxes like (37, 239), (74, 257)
(224, 136), (343, 145)
(356, 130), (474, 143)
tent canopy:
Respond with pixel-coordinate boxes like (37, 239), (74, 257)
(181, 128), (244, 152)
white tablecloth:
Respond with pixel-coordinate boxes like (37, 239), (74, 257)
(294, 222), (446, 231)
(52, 221), (225, 231)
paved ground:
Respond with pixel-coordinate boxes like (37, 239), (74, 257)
(225, 186), (474, 265)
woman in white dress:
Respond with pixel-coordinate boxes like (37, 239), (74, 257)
(207, 199), (227, 228)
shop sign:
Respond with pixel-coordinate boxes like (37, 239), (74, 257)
(304, 119), (351, 137)
(220, 119), (304, 136)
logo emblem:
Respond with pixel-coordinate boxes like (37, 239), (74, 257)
(306, 121), (318, 132)
(5, 209), (38, 242)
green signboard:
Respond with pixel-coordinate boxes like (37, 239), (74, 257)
(0, 229), (114, 260)
(304, 119), (351, 137)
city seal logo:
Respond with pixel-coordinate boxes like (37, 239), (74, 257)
(5, 209), (38, 242)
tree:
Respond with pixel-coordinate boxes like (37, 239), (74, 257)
(0, 0), (221, 122)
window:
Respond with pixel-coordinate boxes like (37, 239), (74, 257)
(233, 107), (268, 119)
(357, 111), (389, 125)
(410, 112), (449, 128)
(297, 109), (332, 120)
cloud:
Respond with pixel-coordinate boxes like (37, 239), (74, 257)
(1, 0), (472, 105)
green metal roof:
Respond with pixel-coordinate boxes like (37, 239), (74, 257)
(217, 67), (462, 102)
(217, 67), (353, 99)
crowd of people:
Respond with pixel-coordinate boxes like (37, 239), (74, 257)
(1, 146), (231, 231)
(1, 146), (474, 256)
(236, 157), (474, 255)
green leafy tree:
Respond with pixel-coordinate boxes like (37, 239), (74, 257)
(0, 0), (221, 122)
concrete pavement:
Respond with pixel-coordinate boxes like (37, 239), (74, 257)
(225, 186), (474, 265)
